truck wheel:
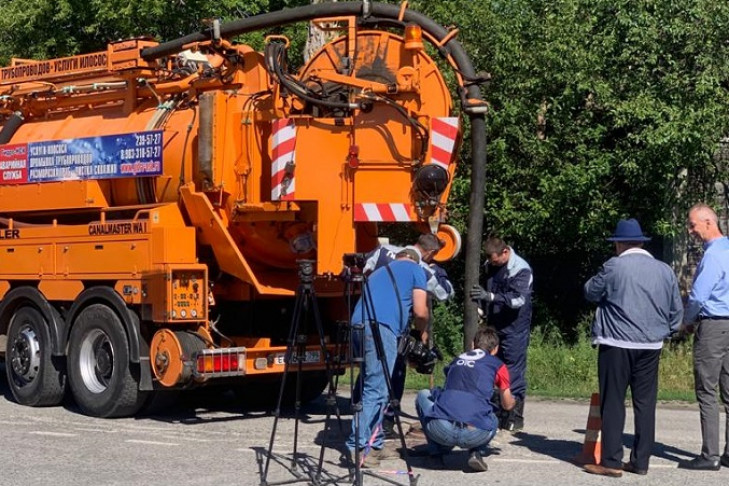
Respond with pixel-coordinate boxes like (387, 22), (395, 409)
(67, 304), (147, 417)
(5, 306), (66, 407)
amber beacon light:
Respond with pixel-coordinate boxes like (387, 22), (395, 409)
(404, 23), (424, 50)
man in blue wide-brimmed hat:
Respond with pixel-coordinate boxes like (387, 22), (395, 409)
(583, 218), (683, 477)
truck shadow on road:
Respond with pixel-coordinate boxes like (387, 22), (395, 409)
(137, 388), (354, 425)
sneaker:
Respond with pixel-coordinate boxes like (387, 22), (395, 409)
(467, 450), (488, 472)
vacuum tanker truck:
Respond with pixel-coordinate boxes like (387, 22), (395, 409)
(0, 2), (487, 417)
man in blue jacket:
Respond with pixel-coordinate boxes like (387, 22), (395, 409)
(583, 218), (682, 477)
(470, 237), (532, 431)
(415, 327), (515, 472)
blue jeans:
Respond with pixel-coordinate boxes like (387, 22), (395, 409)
(415, 389), (497, 455)
(347, 323), (399, 451)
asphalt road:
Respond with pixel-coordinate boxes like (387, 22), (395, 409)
(1, 368), (728, 486)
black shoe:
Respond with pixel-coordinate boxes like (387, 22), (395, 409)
(622, 462), (648, 475)
(504, 419), (524, 432)
(678, 457), (720, 471)
(467, 450), (488, 472)
(721, 455), (729, 468)
(382, 418), (398, 440)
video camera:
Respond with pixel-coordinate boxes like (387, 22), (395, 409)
(342, 252), (367, 270)
(397, 332), (443, 375)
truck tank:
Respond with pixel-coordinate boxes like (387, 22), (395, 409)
(0, 2), (487, 417)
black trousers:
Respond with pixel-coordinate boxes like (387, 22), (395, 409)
(598, 345), (661, 471)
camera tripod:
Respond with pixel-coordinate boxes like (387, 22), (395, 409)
(257, 257), (418, 486)
(259, 260), (346, 486)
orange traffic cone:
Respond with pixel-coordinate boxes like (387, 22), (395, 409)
(574, 393), (602, 465)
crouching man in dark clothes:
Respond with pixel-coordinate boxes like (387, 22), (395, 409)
(414, 327), (515, 472)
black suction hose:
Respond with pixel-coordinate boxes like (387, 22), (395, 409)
(0, 111), (24, 144)
(141, 1), (486, 350)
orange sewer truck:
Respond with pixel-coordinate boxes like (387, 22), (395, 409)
(0, 2), (487, 417)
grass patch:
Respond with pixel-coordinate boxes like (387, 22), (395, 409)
(410, 333), (696, 402)
(338, 331), (697, 403)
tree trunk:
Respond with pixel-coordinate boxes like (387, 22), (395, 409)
(304, 0), (338, 62)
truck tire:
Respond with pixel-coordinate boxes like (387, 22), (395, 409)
(5, 306), (66, 407)
(67, 304), (147, 417)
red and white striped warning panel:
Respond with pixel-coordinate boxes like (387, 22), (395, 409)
(429, 117), (460, 171)
(271, 118), (296, 200)
(354, 203), (413, 222)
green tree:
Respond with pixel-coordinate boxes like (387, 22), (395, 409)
(3, 0), (729, 341)
(0, 0), (311, 63)
(410, 0), (729, 338)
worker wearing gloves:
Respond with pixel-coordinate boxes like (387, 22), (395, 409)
(469, 237), (533, 431)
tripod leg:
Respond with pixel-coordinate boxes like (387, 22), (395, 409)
(348, 320), (365, 484)
(261, 285), (305, 484)
(307, 288), (346, 479)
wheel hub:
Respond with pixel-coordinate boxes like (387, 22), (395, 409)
(10, 327), (41, 383)
(78, 329), (114, 394)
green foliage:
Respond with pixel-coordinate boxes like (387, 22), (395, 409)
(527, 320), (598, 398)
(658, 339), (695, 401)
(410, 0), (729, 333)
(3, 0), (729, 339)
(405, 327), (696, 402)
(0, 0), (311, 63)
(431, 301), (464, 357)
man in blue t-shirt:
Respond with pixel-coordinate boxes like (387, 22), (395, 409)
(415, 327), (515, 472)
(346, 248), (429, 468)
(362, 233), (454, 438)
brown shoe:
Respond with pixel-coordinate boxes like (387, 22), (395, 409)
(584, 464), (623, 477)
(373, 442), (400, 460)
(361, 453), (380, 469)
(622, 462), (648, 475)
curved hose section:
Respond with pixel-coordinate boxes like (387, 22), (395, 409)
(141, 1), (486, 349)
(0, 111), (25, 144)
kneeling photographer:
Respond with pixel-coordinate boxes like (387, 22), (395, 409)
(414, 327), (515, 472)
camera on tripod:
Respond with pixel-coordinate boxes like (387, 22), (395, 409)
(297, 259), (315, 283)
(397, 331), (443, 375)
(342, 252), (367, 270)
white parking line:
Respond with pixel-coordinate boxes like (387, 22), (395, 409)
(73, 427), (117, 433)
(0, 420), (33, 426)
(126, 439), (180, 446)
(235, 445), (323, 453)
(29, 431), (77, 437)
